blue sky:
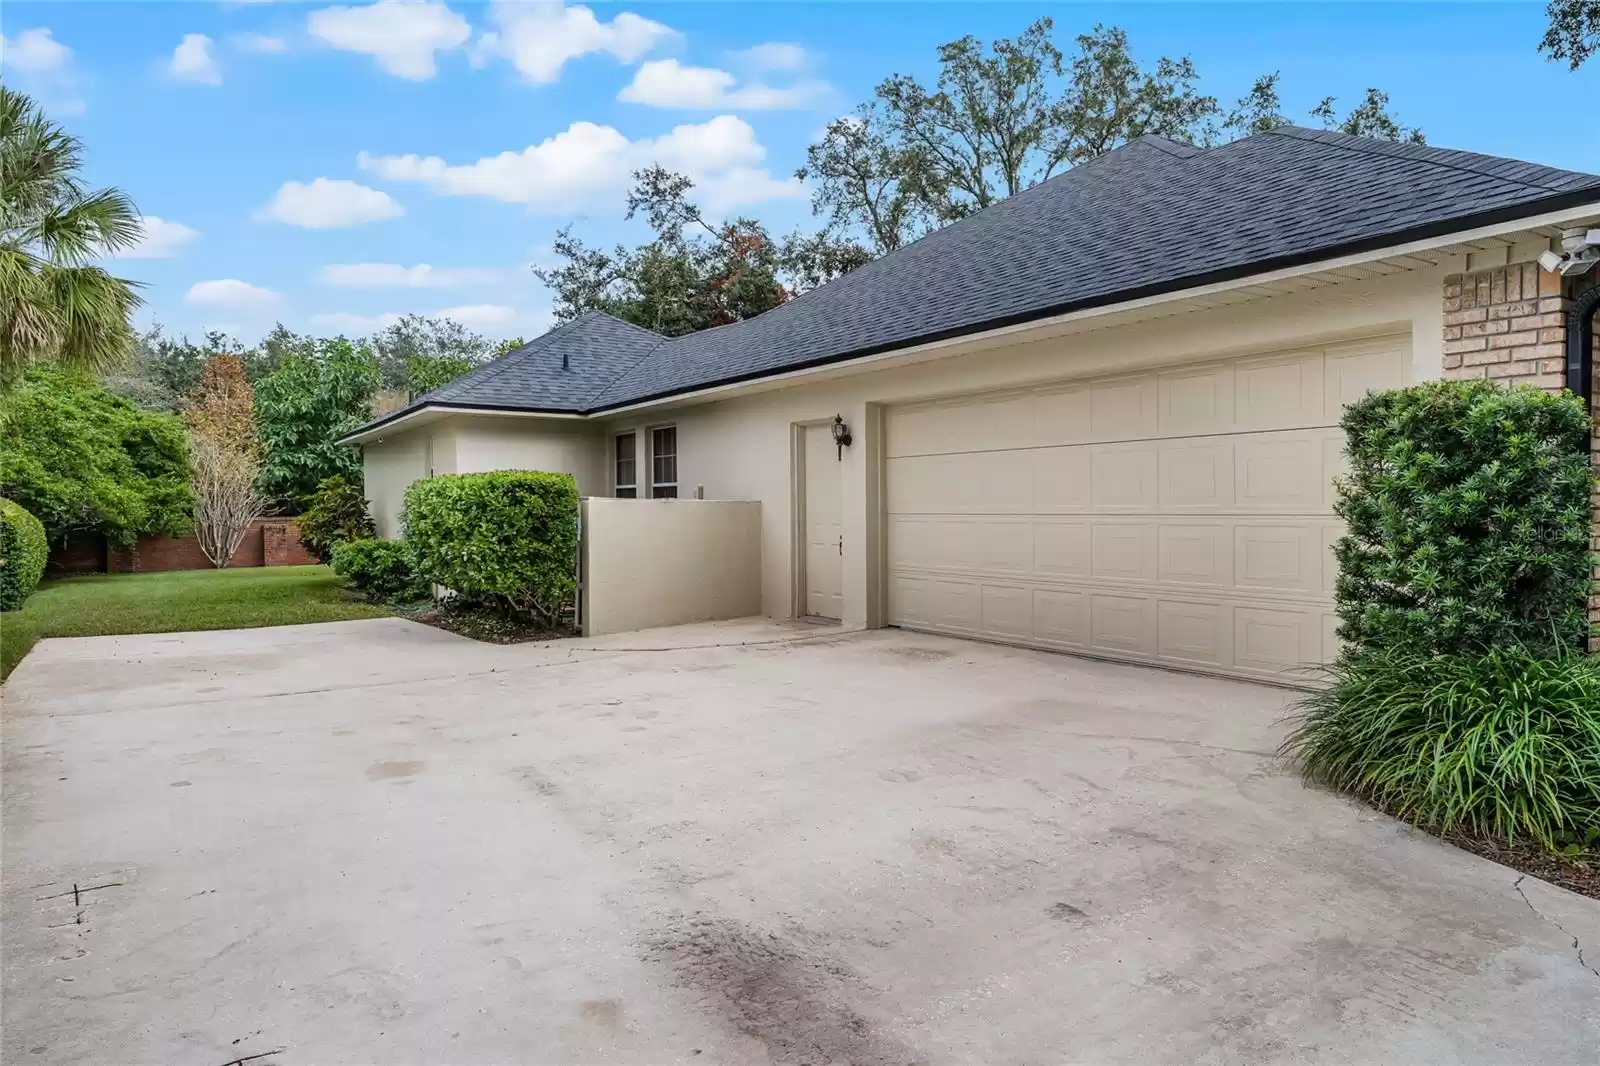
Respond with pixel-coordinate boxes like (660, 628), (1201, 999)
(2, 2), (1594, 346)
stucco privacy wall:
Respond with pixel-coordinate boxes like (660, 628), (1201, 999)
(1441, 259), (1600, 648)
(601, 267), (1448, 625)
(580, 499), (762, 636)
(362, 415), (601, 538)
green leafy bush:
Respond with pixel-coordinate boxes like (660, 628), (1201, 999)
(330, 538), (427, 603)
(0, 366), (194, 546)
(1334, 379), (1592, 655)
(403, 470), (579, 625)
(0, 498), (48, 611)
(1285, 644), (1600, 850)
(298, 475), (377, 564)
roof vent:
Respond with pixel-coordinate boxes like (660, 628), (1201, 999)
(562, 351), (569, 371)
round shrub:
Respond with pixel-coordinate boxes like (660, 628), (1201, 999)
(298, 475), (377, 564)
(1285, 643), (1600, 850)
(0, 498), (48, 611)
(1334, 379), (1592, 655)
(330, 537), (427, 603)
(403, 470), (578, 625)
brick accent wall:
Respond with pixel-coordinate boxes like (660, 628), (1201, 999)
(1443, 262), (1599, 650)
(49, 518), (313, 574)
(1442, 263), (1568, 387)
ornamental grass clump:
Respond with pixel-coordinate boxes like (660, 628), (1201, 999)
(1285, 643), (1600, 851)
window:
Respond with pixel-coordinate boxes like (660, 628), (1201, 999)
(614, 432), (637, 498)
(650, 425), (678, 498)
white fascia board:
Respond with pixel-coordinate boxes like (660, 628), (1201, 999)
(339, 405), (585, 446)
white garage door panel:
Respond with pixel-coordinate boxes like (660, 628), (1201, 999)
(885, 337), (1407, 682)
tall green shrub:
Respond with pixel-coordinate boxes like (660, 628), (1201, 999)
(1334, 379), (1593, 654)
(0, 498), (48, 611)
(298, 475), (376, 564)
(403, 471), (579, 625)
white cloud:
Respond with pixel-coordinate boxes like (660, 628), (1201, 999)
(359, 114), (802, 213)
(474, 0), (676, 84)
(1, 26), (71, 73)
(311, 304), (525, 335)
(730, 42), (811, 73)
(258, 178), (403, 228)
(114, 217), (201, 260)
(618, 58), (827, 111)
(170, 34), (222, 85)
(318, 263), (511, 288)
(434, 304), (517, 328)
(232, 33), (289, 54)
(309, 311), (402, 333)
(308, 0), (470, 80)
(186, 279), (280, 309)
(2, 28), (84, 114)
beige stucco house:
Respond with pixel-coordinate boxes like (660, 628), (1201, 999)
(342, 126), (1600, 682)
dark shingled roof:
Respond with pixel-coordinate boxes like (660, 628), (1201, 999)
(399, 311), (663, 413)
(346, 126), (1600, 438)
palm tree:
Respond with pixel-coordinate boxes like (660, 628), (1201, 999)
(1, 85), (143, 382)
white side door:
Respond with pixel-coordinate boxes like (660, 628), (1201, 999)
(803, 423), (844, 620)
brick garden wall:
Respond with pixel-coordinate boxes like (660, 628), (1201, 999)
(1443, 263), (1600, 650)
(49, 518), (314, 575)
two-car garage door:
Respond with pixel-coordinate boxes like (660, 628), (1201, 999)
(885, 337), (1409, 682)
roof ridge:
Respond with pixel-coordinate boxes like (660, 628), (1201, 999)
(1131, 135), (1201, 160)
(411, 311), (602, 410)
(586, 308), (668, 340)
(584, 331), (670, 406)
(1262, 125), (1586, 195)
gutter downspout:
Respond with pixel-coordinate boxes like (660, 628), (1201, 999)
(1569, 280), (1599, 654)
(1569, 278), (1599, 403)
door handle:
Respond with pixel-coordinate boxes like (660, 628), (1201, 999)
(838, 535), (843, 557)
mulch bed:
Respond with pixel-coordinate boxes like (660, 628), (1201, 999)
(403, 602), (576, 645)
(1440, 832), (1600, 900)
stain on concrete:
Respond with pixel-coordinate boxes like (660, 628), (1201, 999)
(1048, 901), (1088, 921)
(910, 832), (962, 860)
(879, 646), (952, 662)
(578, 999), (624, 1030)
(365, 760), (424, 781)
(644, 914), (916, 1066)
(511, 766), (561, 796)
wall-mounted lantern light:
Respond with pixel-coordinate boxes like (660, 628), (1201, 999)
(831, 414), (853, 460)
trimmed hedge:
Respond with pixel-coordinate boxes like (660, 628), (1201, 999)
(1333, 379), (1593, 655)
(0, 498), (48, 612)
(330, 537), (426, 603)
(403, 470), (579, 625)
(299, 475), (377, 564)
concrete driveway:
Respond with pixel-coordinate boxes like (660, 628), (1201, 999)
(3, 619), (1597, 1065)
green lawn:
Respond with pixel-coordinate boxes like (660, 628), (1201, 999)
(0, 565), (390, 680)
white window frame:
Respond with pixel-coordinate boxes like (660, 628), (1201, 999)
(650, 424), (678, 498)
(614, 431), (638, 498)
